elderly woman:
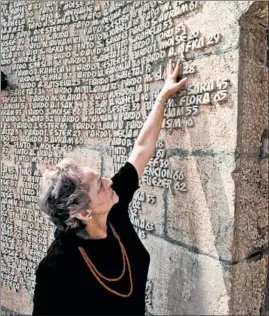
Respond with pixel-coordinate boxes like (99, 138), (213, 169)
(32, 60), (187, 315)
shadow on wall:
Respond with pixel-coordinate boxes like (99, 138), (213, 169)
(1, 71), (9, 91)
(1, 71), (17, 91)
(167, 253), (206, 315)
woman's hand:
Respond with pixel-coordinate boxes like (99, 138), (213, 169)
(158, 59), (188, 101)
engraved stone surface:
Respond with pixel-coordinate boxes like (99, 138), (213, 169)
(0, 1), (268, 315)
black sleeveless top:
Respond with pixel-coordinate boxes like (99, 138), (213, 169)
(33, 162), (150, 315)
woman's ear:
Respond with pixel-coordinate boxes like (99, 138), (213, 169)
(75, 210), (92, 222)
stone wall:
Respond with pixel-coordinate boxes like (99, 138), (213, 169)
(1, 1), (268, 315)
(230, 2), (269, 315)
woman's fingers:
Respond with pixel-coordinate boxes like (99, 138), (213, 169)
(172, 60), (181, 78)
(176, 77), (188, 90)
(167, 59), (173, 74)
(166, 78), (188, 96)
(166, 59), (182, 79)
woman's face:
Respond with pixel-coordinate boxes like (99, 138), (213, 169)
(83, 167), (119, 215)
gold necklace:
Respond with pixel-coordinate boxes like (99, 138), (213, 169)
(78, 223), (133, 298)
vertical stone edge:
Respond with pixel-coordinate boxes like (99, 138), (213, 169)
(230, 2), (269, 315)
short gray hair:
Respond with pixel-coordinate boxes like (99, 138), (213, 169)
(39, 159), (91, 232)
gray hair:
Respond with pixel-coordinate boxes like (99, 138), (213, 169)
(39, 159), (91, 232)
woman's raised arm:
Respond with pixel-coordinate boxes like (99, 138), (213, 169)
(128, 59), (188, 178)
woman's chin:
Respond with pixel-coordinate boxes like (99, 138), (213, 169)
(112, 192), (119, 204)
(114, 196), (119, 204)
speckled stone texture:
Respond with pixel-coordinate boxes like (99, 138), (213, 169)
(0, 1), (268, 315)
(230, 2), (269, 315)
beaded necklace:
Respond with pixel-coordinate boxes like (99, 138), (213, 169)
(78, 223), (133, 298)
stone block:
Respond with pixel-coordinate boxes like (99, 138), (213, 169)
(232, 158), (268, 261)
(1, 1), (268, 315)
(166, 154), (236, 261)
(143, 234), (230, 315)
(237, 10), (268, 155)
(138, 184), (166, 236)
(65, 147), (102, 172)
(1, 286), (32, 315)
(230, 256), (268, 315)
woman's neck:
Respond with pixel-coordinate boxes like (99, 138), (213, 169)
(84, 215), (108, 240)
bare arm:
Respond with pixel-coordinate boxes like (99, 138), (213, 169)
(128, 59), (188, 178)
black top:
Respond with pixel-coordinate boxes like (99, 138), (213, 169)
(32, 162), (150, 315)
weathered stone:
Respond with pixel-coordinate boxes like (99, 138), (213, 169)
(0, 1), (268, 315)
(230, 256), (268, 315)
(144, 234), (230, 315)
(166, 154), (236, 261)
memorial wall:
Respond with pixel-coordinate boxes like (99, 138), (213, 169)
(1, 1), (268, 315)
